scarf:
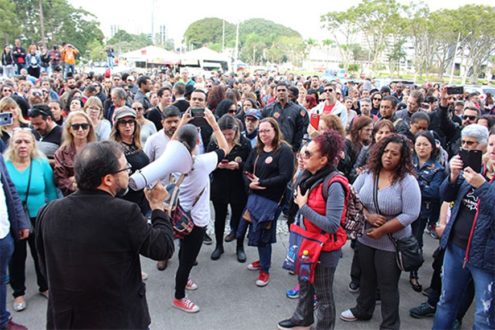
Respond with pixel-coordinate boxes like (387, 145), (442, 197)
(297, 165), (335, 195)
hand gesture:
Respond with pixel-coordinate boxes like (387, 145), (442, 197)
(294, 186), (309, 208)
(144, 182), (169, 210)
(449, 155), (463, 182)
(463, 167), (486, 188)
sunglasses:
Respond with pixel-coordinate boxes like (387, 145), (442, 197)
(373, 97), (382, 101)
(132, 107), (144, 111)
(3, 89), (12, 93)
(228, 110), (237, 114)
(118, 119), (136, 126)
(324, 88), (333, 93)
(71, 123), (90, 130)
(463, 115), (477, 121)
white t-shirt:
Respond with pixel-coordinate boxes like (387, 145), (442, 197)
(178, 151), (220, 227)
(0, 174), (11, 239)
(143, 130), (171, 162)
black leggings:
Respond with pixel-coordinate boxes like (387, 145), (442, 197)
(175, 225), (206, 299)
(212, 200), (245, 247)
(9, 217), (47, 297)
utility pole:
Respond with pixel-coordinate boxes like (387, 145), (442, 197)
(449, 32), (461, 85)
(222, 19), (225, 53)
(39, 0), (46, 48)
(234, 22), (240, 70)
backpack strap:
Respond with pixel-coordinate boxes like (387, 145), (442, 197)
(322, 171), (349, 201)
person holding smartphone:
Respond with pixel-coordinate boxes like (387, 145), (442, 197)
(207, 115), (251, 262)
(433, 125), (494, 330)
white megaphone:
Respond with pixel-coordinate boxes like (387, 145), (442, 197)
(128, 140), (193, 191)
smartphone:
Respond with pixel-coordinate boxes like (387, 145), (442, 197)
(0, 112), (13, 127)
(191, 108), (205, 118)
(420, 103), (430, 110)
(244, 171), (255, 179)
(459, 149), (482, 173)
(446, 86), (464, 95)
(221, 159), (229, 164)
(310, 111), (320, 130)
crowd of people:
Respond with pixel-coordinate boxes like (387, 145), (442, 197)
(0, 42), (494, 329)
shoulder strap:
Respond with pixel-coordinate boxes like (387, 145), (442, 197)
(24, 162), (33, 205)
(372, 174), (382, 215)
(322, 171), (348, 200)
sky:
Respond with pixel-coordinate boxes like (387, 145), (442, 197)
(69, 0), (494, 44)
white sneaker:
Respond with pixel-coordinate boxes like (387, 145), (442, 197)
(340, 309), (357, 322)
(186, 278), (198, 290)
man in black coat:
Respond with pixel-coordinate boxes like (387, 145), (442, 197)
(35, 141), (175, 330)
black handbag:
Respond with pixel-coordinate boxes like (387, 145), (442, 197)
(372, 175), (423, 272)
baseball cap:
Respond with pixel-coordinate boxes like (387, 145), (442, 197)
(114, 106), (136, 121)
(245, 109), (261, 120)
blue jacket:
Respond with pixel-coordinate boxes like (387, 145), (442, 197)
(0, 154), (30, 238)
(414, 156), (445, 220)
(440, 173), (495, 273)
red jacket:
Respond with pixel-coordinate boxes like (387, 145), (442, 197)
(303, 176), (348, 252)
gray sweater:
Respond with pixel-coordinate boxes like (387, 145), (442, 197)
(353, 171), (421, 252)
(298, 181), (345, 268)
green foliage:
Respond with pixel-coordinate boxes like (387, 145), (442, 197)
(0, 0), (20, 45)
(183, 18), (236, 50)
(348, 64), (360, 72)
(106, 30), (154, 53)
(183, 17), (304, 65)
(8, 0), (104, 56)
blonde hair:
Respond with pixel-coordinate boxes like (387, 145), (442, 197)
(110, 116), (143, 150)
(4, 129), (45, 161)
(84, 96), (104, 120)
(61, 111), (96, 148)
(0, 97), (30, 135)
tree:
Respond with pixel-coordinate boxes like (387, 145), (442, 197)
(0, 0), (20, 45)
(10, 0), (104, 56)
(183, 18), (236, 50)
(321, 10), (358, 70)
(106, 30), (153, 53)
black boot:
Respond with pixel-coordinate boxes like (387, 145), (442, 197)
(236, 244), (246, 263)
(211, 245), (224, 260)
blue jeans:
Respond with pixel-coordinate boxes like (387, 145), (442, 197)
(433, 243), (495, 330)
(64, 64), (75, 78)
(0, 233), (14, 328)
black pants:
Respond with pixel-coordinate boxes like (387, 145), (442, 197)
(175, 225), (206, 299)
(351, 242), (401, 330)
(292, 265), (337, 330)
(411, 216), (428, 249)
(212, 199), (245, 247)
(350, 239), (360, 284)
(9, 218), (47, 298)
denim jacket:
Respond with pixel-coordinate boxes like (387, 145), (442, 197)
(413, 156), (445, 220)
(440, 172), (495, 273)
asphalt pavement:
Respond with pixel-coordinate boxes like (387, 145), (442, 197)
(9, 217), (473, 330)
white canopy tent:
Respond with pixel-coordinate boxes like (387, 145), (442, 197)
(120, 46), (180, 65)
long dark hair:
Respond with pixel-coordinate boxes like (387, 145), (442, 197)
(367, 134), (415, 184)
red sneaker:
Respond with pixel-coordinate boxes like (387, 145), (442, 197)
(247, 260), (261, 271)
(256, 271), (270, 287)
(172, 297), (200, 313)
(6, 319), (28, 330)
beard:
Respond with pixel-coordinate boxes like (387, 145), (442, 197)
(116, 186), (129, 197)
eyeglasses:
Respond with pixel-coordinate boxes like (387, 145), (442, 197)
(32, 91), (43, 97)
(132, 107), (144, 111)
(302, 150), (318, 159)
(461, 140), (478, 146)
(112, 163), (132, 175)
(463, 115), (477, 121)
(71, 123), (90, 130)
(118, 119), (136, 126)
